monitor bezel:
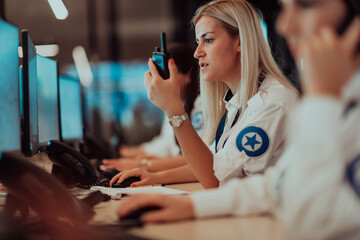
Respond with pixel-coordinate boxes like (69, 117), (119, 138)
(21, 29), (39, 157)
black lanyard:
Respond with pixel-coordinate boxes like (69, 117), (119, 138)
(214, 109), (240, 153)
(344, 100), (358, 116)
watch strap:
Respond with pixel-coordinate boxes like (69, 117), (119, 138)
(169, 113), (189, 127)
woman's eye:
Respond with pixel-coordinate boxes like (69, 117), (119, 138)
(296, 0), (318, 8)
(205, 39), (213, 44)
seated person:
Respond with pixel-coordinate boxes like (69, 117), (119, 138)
(117, 0), (360, 239)
(101, 43), (205, 173)
(110, 0), (298, 188)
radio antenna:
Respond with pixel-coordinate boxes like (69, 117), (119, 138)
(160, 32), (167, 53)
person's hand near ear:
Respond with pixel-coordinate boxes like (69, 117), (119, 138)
(298, 18), (360, 98)
(144, 58), (185, 117)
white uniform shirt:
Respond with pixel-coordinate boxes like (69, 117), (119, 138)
(213, 78), (298, 184)
(190, 71), (360, 240)
(142, 96), (204, 158)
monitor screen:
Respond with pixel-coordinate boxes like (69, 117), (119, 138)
(37, 54), (60, 145)
(22, 30), (38, 156)
(59, 76), (83, 140)
(0, 20), (21, 153)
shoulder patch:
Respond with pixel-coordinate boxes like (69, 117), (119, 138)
(347, 154), (360, 198)
(191, 111), (204, 131)
(236, 126), (269, 157)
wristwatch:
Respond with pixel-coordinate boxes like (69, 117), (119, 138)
(169, 113), (189, 128)
(140, 158), (148, 171)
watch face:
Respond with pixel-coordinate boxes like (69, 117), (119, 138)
(171, 117), (182, 127)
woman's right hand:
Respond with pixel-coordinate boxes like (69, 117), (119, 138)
(109, 168), (160, 187)
(144, 58), (185, 117)
(100, 157), (141, 171)
(118, 194), (195, 223)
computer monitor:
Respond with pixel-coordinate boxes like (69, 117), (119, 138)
(59, 76), (83, 141)
(37, 54), (60, 146)
(0, 20), (21, 153)
(21, 30), (38, 156)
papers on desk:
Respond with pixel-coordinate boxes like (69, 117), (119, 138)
(90, 186), (188, 199)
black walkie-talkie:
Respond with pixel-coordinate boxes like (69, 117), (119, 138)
(152, 32), (170, 79)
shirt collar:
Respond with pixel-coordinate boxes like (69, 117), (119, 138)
(223, 75), (269, 112)
(342, 69), (360, 102)
(223, 89), (241, 111)
(224, 89), (233, 102)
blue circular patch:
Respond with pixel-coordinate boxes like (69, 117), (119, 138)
(191, 111), (204, 131)
(236, 126), (269, 157)
(347, 154), (360, 198)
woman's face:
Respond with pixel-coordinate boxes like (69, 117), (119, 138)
(194, 16), (241, 88)
(276, 0), (347, 57)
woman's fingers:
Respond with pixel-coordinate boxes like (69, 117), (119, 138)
(130, 178), (149, 187)
(101, 159), (116, 170)
(117, 168), (141, 184)
(118, 194), (195, 223)
(148, 58), (162, 79)
(118, 194), (163, 217)
(110, 171), (124, 186)
(168, 58), (178, 79)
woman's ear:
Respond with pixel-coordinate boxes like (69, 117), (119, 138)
(185, 73), (192, 85)
(236, 36), (241, 53)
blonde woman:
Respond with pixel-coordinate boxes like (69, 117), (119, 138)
(110, 0), (298, 188)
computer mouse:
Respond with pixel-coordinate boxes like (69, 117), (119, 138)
(112, 176), (141, 188)
(118, 205), (161, 228)
(101, 169), (120, 179)
(121, 206), (161, 221)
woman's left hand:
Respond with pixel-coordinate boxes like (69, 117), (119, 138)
(145, 58), (185, 117)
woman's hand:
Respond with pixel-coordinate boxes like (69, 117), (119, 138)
(144, 58), (185, 117)
(118, 194), (195, 223)
(109, 168), (160, 187)
(119, 145), (145, 157)
(100, 157), (141, 171)
(297, 18), (360, 97)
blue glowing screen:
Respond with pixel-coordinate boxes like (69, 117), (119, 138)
(37, 54), (60, 144)
(59, 76), (83, 140)
(0, 20), (21, 153)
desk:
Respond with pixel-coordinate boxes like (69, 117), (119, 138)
(92, 183), (290, 240)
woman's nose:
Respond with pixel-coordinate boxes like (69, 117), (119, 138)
(194, 44), (205, 59)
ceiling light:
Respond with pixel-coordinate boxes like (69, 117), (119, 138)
(72, 46), (93, 87)
(47, 0), (68, 20)
(18, 44), (60, 58)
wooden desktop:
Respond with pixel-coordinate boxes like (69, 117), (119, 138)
(0, 153), (290, 239)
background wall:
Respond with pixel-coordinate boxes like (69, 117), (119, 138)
(1, 0), (296, 150)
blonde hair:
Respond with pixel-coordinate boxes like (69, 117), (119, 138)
(192, 0), (297, 144)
